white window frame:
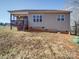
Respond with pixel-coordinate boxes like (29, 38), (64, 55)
(57, 14), (65, 21)
(32, 14), (42, 22)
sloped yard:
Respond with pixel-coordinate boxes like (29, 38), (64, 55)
(0, 29), (79, 59)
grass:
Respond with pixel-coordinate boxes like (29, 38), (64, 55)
(0, 26), (79, 59)
(0, 26), (17, 31)
(72, 36), (79, 45)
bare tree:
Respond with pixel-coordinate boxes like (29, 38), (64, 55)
(65, 0), (79, 35)
(65, 0), (79, 7)
(65, 0), (79, 28)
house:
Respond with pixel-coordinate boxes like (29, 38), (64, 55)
(8, 9), (71, 33)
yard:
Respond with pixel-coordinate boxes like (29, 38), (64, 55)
(0, 26), (79, 59)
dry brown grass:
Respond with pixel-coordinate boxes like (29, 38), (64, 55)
(0, 28), (79, 59)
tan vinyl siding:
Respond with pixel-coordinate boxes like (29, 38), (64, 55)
(28, 13), (70, 32)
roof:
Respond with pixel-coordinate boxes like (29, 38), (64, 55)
(8, 9), (71, 14)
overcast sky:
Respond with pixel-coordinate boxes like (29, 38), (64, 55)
(0, 0), (65, 23)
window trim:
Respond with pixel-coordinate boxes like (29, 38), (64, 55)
(61, 15), (65, 21)
(57, 14), (65, 21)
(33, 15), (36, 22)
(40, 15), (42, 22)
(32, 14), (42, 22)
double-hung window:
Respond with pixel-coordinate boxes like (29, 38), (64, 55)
(33, 15), (42, 22)
(40, 16), (42, 22)
(61, 15), (64, 21)
(57, 14), (65, 21)
(33, 15), (36, 22)
(37, 15), (39, 22)
(57, 15), (61, 21)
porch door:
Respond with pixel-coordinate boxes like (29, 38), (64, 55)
(23, 16), (28, 31)
(17, 20), (24, 31)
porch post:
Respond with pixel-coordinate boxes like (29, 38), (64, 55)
(10, 14), (12, 30)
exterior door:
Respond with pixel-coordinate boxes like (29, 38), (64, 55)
(17, 20), (24, 31)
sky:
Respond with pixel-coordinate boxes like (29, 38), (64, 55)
(0, 0), (65, 23)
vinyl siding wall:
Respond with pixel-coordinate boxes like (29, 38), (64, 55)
(28, 13), (70, 32)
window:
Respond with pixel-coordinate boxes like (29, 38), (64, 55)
(57, 15), (60, 21)
(57, 15), (65, 21)
(33, 15), (36, 22)
(33, 15), (42, 22)
(40, 16), (42, 22)
(37, 16), (39, 22)
(61, 15), (64, 21)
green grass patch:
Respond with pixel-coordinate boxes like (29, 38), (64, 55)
(72, 36), (79, 44)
